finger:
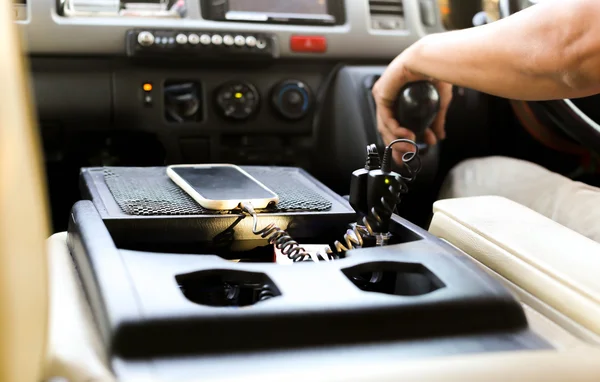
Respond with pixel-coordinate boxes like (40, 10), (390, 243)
(431, 113), (446, 141)
(372, 60), (410, 107)
(378, 119), (416, 150)
(378, 105), (416, 140)
(372, 55), (429, 108)
(431, 83), (453, 140)
(424, 128), (437, 145)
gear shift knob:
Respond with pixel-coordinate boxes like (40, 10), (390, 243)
(394, 81), (441, 144)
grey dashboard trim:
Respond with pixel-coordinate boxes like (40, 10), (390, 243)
(20, 0), (442, 58)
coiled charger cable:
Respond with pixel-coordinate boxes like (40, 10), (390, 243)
(240, 202), (335, 263)
(327, 139), (422, 257)
(240, 139), (421, 262)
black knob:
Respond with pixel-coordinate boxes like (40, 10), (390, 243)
(394, 81), (441, 143)
(215, 81), (260, 120)
(271, 80), (312, 120)
(164, 82), (201, 122)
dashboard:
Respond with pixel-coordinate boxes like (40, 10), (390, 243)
(16, 0), (443, 57)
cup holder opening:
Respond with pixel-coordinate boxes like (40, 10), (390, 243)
(342, 262), (444, 297)
(176, 269), (281, 307)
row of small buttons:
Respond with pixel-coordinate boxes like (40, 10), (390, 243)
(137, 31), (267, 49)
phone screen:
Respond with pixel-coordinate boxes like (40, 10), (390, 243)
(171, 166), (276, 201)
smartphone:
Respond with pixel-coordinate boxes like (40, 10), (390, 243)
(166, 164), (279, 210)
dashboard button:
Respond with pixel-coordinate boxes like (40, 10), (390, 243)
(175, 33), (188, 45)
(234, 35), (246, 46)
(256, 38), (267, 49)
(211, 34), (223, 45)
(290, 36), (327, 53)
(137, 31), (155, 46)
(188, 33), (200, 45)
(245, 36), (257, 47)
(200, 34), (211, 45)
(223, 34), (234, 46)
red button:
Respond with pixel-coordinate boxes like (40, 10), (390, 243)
(290, 35), (327, 53)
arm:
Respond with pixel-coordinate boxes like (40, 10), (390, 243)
(373, 0), (600, 155)
(404, 0), (600, 100)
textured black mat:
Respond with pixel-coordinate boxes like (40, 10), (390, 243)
(103, 167), (333, 216)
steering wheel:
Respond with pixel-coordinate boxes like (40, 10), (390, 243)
(499, 0), (600, 154)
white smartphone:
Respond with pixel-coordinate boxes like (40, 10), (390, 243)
(166, 164), (279, 210)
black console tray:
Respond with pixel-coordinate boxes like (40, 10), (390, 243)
(80, 166), (357, 250)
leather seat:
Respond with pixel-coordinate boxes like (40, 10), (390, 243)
(430, 196), (600, 343)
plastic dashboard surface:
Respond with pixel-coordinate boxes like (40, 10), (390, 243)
(17, 0), (443, 57)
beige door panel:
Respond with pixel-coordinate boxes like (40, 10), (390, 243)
(0, 0), (50, 379)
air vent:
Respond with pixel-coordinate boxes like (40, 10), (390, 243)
(369, 0), (405, 30)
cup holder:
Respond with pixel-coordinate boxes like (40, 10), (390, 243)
(342, 262), (445, 297)
(176, 269), (282, 307)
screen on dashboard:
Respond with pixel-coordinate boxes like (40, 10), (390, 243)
(229, 0), (327, 15)
(226, 0), (335, 23)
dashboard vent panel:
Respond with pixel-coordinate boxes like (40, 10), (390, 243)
(369, 0), (405, 30)
(369, 0), (404, 16)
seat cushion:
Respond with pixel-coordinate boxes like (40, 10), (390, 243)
(429, 196), (600, 336)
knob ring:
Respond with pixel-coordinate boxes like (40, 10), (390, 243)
(271, 80), (313, 121)
(214, 81), (261, 121)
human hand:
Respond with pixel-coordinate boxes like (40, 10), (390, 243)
(372, 52), (453, 163)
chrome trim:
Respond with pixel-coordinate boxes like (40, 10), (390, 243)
(562, 99), (600, 134)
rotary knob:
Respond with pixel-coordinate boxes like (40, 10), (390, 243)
(271, 80), (312, 120)
(215, 81), (260, 120)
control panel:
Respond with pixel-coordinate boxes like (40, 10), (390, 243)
(126, 29), (278, 59)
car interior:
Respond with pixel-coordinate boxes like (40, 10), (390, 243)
(2, 0), (600, 381)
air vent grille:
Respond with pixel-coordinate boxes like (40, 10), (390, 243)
(369, 0), (404, 16)
(369, 0), (405, 30)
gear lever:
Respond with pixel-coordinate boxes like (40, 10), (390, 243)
(394, 81), (441, 145)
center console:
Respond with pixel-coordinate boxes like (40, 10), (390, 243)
(66, 79), (549, 376)
(68, 163), (551, 379)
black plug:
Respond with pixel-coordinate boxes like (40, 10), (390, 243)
(366, 139), (419, 234)
(366, 168), (403, 234)
(349, 144), (381, 215)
